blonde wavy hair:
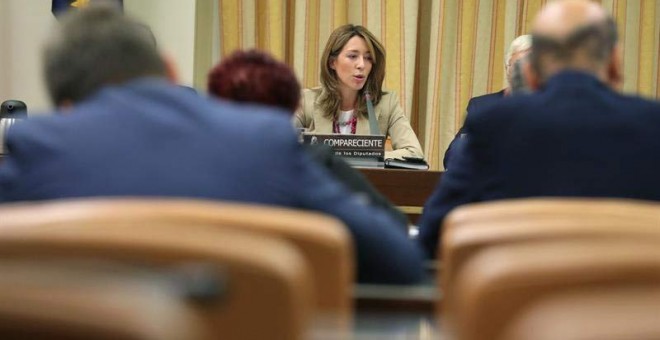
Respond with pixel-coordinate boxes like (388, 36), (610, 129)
(318, 24), (386, 120)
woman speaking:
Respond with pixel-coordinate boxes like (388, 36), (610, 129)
(295, 24), (423, 160)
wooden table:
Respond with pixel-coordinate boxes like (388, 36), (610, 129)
(359, 168), (443, 223)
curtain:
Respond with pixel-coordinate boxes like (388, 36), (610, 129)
(215, 0), (660, 170)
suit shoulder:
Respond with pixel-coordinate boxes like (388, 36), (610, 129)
(464, 93), (533, 134)
(300, 87), (323, 112)
(302, 87), (322, 101)
(472, 90), (505, 102)
(466, 90), (505, 113)
(375, 90), (400, 109)
(379, 89), (397, 99)
(617, 92), (660, 113)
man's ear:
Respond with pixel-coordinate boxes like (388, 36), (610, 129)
(161, 53), (180, 84)
(57, 100), (74, 114)
(607, 43), (623, 91)
(523, 61), (541, 91)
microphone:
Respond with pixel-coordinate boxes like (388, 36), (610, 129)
(0, 118), (19, 155)
(364, 92), (380, 136)
(1, 100), (27, 119)
(0, 100), (27, 155)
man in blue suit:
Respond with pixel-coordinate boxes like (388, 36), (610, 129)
(418, 0), (660, 258)
(0, 5), (423, 284)
(443, 35), (531, 169)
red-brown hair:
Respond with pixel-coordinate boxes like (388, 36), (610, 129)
(207, 49), (301, 114)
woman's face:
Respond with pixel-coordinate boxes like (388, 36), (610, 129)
(330, 36), (373, 95)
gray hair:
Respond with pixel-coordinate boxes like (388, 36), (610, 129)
(43, 4), (167, 105)
(504, 35), (532, 71)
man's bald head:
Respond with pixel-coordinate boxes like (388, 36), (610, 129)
(528, 0), (619, 86)
(533, 0), (608, 39)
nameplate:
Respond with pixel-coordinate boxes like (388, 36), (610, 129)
(302, 133), (385, 159)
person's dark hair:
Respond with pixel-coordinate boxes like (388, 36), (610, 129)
(531, 17), (618, 81)
(318, 24), (386, 120)
(43, 4), (167, 105)
(207, 49), (301, 113)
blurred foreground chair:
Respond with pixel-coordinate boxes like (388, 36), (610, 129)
(0, 259), (211, 340)
(501, 286), (660, 340)
(440, 198), (660, 312)
(0, 198), (353, 325)
(454, 241), (660, 340)
(0, 214), (313, 340)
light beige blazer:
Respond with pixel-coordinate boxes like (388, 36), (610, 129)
(294, 87), (424, 160)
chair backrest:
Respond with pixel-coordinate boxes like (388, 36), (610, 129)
(0, 259), (211, 340)
(501, 286), (660, 340)
(0, 198), (353, 322)
(444, 197), (660, 229)
(440, 198), (660, 308)
(453, 240), (660, 340)
(0, 217), (313, 340)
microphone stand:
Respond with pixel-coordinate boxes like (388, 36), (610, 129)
(364, 92), (380, 136)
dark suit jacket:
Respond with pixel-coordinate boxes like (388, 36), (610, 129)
(0, 78), (423, 284)
(443, 90), (505, 169)
(419, 71), (660, 258)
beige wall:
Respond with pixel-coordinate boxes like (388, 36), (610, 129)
(0, 0), (55, 113)
(0, 0), (198, 113)
(125, 0), (197, 87)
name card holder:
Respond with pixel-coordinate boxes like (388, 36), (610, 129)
(302, 133), (386, 168)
